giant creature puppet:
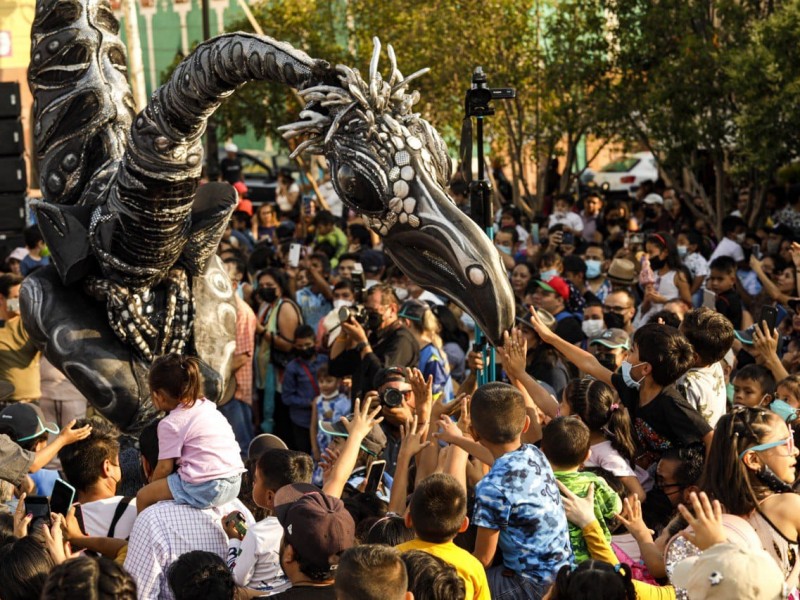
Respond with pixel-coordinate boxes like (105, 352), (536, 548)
(22, 0), (514, 432)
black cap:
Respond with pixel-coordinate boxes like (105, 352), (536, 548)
(0, 403), (59, 442)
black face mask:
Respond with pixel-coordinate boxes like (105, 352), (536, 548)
(603, 311), (626, 330)
(298, 347), (316, 360)
(597, 352), (618, 372)
(259, 287), (277, 303)
(366, 309), (383, 331)
(755, 464), (794, 494)
(649, 256), (666, 270)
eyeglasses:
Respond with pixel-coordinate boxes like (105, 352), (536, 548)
(604, 305), (632, 313)
(739, 434), (795, 460)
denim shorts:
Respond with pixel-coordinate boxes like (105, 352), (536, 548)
(167, 472), (242, 509)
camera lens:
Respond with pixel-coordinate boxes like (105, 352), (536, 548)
(382, 388), (403, 408)
(338, 306), (351, 323)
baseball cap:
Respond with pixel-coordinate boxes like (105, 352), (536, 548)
(515, 307), (556, 332)
(359, 249), (385, 275)
(398, 299), (428, 322)
(735, 326), (755, 346)
(643, 193), (664, 205)
(274, 483), (355, 571)
(0, 403), (59, 442)
(6, 247), (27, 263)
(224, 142), (238, 153)
(318, 415), (388, 458)
(247, 433), (288, 461)
(671, 542), (787, 600)
(373, 366), (407, 389)
(589, 328), (630, 350)
(534, 275), (570, 301)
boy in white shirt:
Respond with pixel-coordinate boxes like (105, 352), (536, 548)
(677, 308), (735, 427)
(547, 194), (584, 236)
(224, 449), (314, 594)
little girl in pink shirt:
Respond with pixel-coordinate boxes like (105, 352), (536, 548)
(136, 354), (245, 512)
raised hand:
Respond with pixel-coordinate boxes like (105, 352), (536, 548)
(13, 493), (32, 538)
(406, 367), (433, 425)
(58, 419), (92, 445)
(399, 414), (430, 458)
(678, 491), (726, 551)
(616, 494), (654, 542)
(499, 329), (528, 380)
(557, 480), (596, 529)
(341, 396), (383, 442)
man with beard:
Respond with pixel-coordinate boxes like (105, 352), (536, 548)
(329, 283), (419, 401)
(603, 290), (636, 335)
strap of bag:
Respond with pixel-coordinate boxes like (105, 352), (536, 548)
(107, 496), (134, 538)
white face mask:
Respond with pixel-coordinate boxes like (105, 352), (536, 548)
(6, 298), (19, 314)
(582, 319), (605, 338)
(333, 299), (353, 310)
(394, 286), (409, 301)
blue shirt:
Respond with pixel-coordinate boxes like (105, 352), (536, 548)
(20, 254), (49, 276)
(473, 444), (572, 581)
(282, 354), (328, 427)
(419, 343), (454, 404)
(295, 287), (332, 332)
(30, 468), (59, 497)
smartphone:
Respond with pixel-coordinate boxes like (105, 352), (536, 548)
(530, 223), (540, 245)
(25, 495), (51, 520)
(752, 245), (763, 260)
(364, 460), (386, 494)
(302, 195), (315, 216)
(225, 511), (248, 537)
(562, 232), (575, 246)
(760, 305), (778, 335)
(703, 288), (717, 309)
(50, 479), (76, 517)
(288, 243), (302, 268)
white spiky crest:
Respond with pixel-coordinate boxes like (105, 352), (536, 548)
(277, 37), (430, 158)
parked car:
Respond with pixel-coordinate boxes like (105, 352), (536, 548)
(591, 151), (658, 198)
(217, 149), (279, 205)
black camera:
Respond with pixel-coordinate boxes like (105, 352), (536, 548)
(339, 304), (368, 326)
(380, 387), (404, 408)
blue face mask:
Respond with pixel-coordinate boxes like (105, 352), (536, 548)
(540, 268), (559, 280)
(621, 360), (646, 389)
(497, 245), (512, 255)
(677, 245), (688, 258)
(770, 399), (799, 423)
(585, 259), (602, 280)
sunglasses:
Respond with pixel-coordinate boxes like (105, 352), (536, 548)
(739, 432), (796, 460)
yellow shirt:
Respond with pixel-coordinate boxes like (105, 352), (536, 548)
(396, 538), (490, 600)
(581, 520), (676, 600)
(0, 317), (40, 401)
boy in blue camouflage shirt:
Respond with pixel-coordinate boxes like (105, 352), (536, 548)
(542, 416), (622, 563)
(470, 383), (572, 600)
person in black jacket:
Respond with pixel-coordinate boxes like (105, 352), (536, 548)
(329, 283), (419, 401)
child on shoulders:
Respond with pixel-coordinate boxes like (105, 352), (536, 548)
(136, 354), (245, 513)
(309, 363), (350, 486)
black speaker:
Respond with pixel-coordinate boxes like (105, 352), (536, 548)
(0, 120), (23, 156)
(0, 157), (26, 192)
(0, 195), (25, 231)
(0, 83), (21, 119)
(0, 230), (25, 262)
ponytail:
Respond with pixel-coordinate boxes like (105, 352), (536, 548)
(149, 353), (203, 407)
(564, 377), (637, 468)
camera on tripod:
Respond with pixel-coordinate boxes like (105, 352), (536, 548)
(464, 67), (515, 118)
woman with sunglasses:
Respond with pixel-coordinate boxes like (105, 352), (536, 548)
(697, 406), (800, 592)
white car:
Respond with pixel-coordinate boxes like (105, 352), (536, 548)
(591, 152), (659, 197)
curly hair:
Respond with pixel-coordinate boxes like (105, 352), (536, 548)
(41, 556), (137, 600)
(168, 550), (235, 600)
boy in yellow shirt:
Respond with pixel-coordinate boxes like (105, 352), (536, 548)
(396, 473), (490, 600)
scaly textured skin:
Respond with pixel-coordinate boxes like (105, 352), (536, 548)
(22, 3), (513, 432)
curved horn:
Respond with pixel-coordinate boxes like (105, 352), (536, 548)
(93, 34), (332, 289)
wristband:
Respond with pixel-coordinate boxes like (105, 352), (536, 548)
(354, 341), (368, 353)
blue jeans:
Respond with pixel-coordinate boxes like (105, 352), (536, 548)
(487, 567), (550, 600)
(168, 473), (242, 509)
(218, 399), (254, 457)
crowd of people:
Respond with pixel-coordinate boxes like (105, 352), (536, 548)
(1, 165), (800, 600)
